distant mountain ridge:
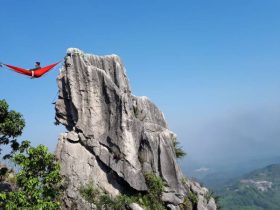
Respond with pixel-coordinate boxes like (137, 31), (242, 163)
(182, 155), (280, 191)
(219, 164), (280, 210)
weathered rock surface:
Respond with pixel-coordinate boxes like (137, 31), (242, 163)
(55, 48), (216, 210)
(0, 164), (16, 193)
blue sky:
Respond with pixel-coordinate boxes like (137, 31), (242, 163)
(1, 0), (280, 172)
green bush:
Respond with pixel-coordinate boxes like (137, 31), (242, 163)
(0, 99), (25, 142)
(0, 142), (63, 210)
(79, 182), (101, 204)
(0, 99), (63, 209)
(144, 172), (165, 199)
(80, 183), (134, 210)
(179, 191), (198, 210)
(0, 99), (25, 178)
(98, 193), (134, 210)
(188, 191), (198, 205)
(172, 138), (186, 159)
(179, 196), (193, 210)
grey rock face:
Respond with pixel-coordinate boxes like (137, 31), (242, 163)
(190, 181), (217, 210)
(129, 203), (144, 210)
(55, 48), (216, 210)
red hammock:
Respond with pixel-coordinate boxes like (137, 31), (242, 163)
(3, 61), (61, 78)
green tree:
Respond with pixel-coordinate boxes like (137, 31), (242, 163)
(0, 99), (25, 158)
(0, 141), (63, 209)
(0, 99), (62, 209)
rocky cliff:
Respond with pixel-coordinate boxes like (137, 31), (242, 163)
(55, 48), (216, 210)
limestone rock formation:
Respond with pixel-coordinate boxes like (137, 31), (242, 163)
(55, 48), (216, 210)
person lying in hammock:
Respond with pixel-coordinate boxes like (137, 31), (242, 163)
(0, 61), (41, 70)
(29, 62), (41, 71)
(0, 60), (60, 78)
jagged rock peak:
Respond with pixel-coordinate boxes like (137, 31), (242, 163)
(55, 48), (217, 210)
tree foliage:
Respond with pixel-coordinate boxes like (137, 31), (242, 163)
(0, 99), (25, 158)
(173, 138), (186, 159)
(0, 99), (25, 142)
(0, 141), (63, 209)
(0, 100), (62, 209)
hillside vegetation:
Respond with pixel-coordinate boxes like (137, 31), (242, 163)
(220, 164), (280, 210)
